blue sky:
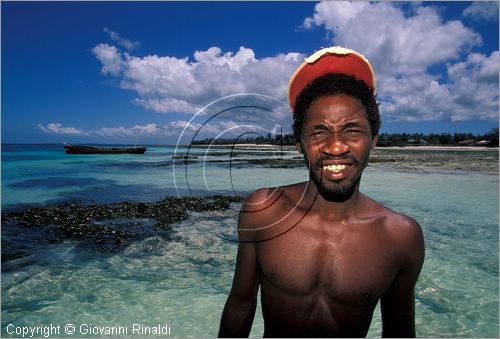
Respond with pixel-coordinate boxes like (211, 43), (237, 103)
(2, 1), (499, 144)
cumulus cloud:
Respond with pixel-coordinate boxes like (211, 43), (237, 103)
(303, 1), (481, 77)
(92, 44), (303, 114)
(92, 43), (125, 76)
(448, 50), (500, 83)
(379, 51), (499, 122)
(90, 6), (497, 128)
(38, 123), (87, 136)
(446, 51), (499, 121)
(303, 1), (498, 123)
(463, 2), (499, 22)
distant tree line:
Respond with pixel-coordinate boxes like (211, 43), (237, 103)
(192, 128), (499, 147)
(377, 128), (499, 147)
(192, 133), (296, 146)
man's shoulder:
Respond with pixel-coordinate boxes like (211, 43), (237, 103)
(242, 182), (306, 213)
(365, 197), (424, 265)
(363, 194), (420, 229)
(237, 183), (307, 240)
(362, 195), (423, 245)
(382, 208), (422, 241)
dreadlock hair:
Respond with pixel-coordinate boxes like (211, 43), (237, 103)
(293, 73), (380, 142)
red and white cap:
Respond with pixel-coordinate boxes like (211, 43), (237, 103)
(288, 46), (376, 111)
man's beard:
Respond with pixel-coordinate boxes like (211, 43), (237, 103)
(309, 154), (369, 202)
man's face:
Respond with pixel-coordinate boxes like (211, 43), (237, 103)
(297, 94), (377, 201)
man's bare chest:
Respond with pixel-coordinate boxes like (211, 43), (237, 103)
(255, 222), (398, 305)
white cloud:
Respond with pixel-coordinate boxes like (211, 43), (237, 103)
(37, 123), (87, 136)
(448, 51), (500, 83)
(193, 46), (256, 72)
(95, 123), (161, 137)
(463, 2), (499, 22)
(38, 122), (161, 138)
(379, 51), (500, 122)
(92, 43), (125, 76)
(303, 1), (498, 123)
(92, 45), (303, 114)
(303, 2), (481, 77)
(103, 27), (139, 51)
(446, 51), (499, 121)
(89, 3), (497, 128)
(38, 120), (273, 142)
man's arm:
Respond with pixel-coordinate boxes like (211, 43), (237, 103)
(218, 241), (259, 337)
(381, 217), (425, 338)
(219, 191), (267, 337)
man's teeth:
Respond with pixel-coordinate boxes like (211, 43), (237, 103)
(323, 164), (348, 173)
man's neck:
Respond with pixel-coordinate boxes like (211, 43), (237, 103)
(304, 181), (363, 223)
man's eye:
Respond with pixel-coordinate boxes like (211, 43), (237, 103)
(346, 130), (365, 135)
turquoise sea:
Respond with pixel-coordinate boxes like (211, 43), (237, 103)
(1, 144), (499, 337)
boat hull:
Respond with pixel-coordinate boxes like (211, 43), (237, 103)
(64, 144), (147, 154)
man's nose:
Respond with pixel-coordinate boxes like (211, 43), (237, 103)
(321, 133), (350, 155)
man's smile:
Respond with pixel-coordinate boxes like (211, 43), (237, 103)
(321, 163), (353, 180)
(323, 164), (348, 172)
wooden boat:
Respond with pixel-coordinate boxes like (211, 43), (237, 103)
(64, 144), (147, 154)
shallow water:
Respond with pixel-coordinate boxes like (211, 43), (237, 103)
(1, 144), (498, 337)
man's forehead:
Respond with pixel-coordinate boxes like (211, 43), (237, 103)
(304, 95), (367, 122)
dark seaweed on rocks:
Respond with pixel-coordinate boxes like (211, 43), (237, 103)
(1, 195), (244, 254)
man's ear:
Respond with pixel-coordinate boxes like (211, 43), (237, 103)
(295, 142), (303, 154)
(371, 134), (378, 149)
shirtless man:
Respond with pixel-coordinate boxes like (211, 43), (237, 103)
(218, 47), (425, 338)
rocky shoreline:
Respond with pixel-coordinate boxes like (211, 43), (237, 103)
(368, 148), (498, 172)
(1, 195), (244, 257)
